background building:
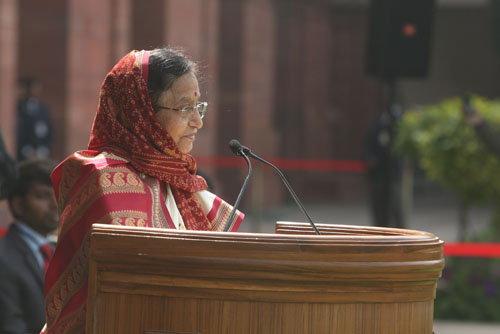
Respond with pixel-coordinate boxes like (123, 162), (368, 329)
(1, 0), (499, 216)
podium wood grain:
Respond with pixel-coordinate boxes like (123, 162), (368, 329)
(87, 222), (444, 334)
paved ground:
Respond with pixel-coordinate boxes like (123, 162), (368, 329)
(239, 192), (494, 242)
(239, 191), (499, 333)
(433, 320), (500, 334)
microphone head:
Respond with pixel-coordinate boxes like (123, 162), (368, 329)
(229, 139), (243, 155)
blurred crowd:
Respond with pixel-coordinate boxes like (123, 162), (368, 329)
(0, 77), (58, 333)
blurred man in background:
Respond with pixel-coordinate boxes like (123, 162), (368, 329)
(0, 159), (58, 333)
(363, 105), (404, 228)
(16, 77), (53, 161)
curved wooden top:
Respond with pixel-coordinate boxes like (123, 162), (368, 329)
(89, 222), (444, 304)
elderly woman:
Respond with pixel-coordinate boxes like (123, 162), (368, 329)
(43, 48), (244, 333)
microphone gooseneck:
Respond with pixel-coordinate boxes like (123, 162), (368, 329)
(225, 141), (253, 231)
(230, 139), (321, 235)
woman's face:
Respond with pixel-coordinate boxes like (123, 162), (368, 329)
(156, 71), (203, 154)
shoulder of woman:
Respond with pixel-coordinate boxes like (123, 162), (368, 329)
(57, 150), (130, 172)
(52, 150), (139, 200)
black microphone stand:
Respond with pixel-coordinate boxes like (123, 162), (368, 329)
(225, 149), (252, 232)
(247, 151), (321, 235)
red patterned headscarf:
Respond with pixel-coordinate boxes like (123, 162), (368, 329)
(88, 50), (211, 230)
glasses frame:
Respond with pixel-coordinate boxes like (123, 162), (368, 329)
(156, 102), (208, 119)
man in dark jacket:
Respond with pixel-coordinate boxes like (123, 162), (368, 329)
(363, 105), (404, 228)
(0, 159), (58, 333)
(16, 77), (53, 161)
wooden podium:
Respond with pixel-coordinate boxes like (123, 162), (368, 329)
(86, 223), (444, 334)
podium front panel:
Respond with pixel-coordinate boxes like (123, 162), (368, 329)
(87, 223), (444, 334)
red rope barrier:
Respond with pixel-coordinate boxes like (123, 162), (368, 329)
(444, 242), (500, 258)
(196, 156), (367, 173)
(196, 156), (500, 258)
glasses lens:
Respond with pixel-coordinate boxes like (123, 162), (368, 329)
(197, 102), (208, 119)
(177, 106), (192, 118)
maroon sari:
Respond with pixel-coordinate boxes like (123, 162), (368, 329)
(43, 51), (243, 333)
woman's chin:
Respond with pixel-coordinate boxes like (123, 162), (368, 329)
(178, 143), (193, 154)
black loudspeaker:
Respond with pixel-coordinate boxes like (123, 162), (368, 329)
(365, 0), (436, 81)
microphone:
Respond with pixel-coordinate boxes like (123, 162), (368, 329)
(225, 140), (253, 231)
(229, 139), (321, 235)
(229, 139), (251, 156)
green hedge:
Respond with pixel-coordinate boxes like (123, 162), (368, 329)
(395, 96), (500, 321)
(436, 257), (500, 321)
(395, 96), (500, 205)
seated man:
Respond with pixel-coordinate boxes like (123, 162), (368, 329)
(0, 159), (59, 334)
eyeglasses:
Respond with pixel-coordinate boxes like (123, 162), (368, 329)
(156, 102), (208, 119)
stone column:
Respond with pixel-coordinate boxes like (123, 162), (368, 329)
(66, 0), (131, 155)
(131, 0), (164, 49)
(0, 0), (17, 227)
(303, 6), (334, 159)
(214, 0), (244, 200)
(111, 0), (132, 63)
(241, 0), (282, 208)
(0, 0), (17, 153)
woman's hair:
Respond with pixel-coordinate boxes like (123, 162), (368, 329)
(147, 47), (198, 111)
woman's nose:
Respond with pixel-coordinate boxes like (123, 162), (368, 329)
(189, 110), (203, 129)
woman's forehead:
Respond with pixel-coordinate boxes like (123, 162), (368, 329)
(165, 74), (200, 103)
(177, 96), (195, 104)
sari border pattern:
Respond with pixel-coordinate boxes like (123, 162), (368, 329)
(45, 234), (90, 330)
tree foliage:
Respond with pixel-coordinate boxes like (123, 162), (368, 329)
(396, 96), (500, 321)
(395, 96), (500, 205)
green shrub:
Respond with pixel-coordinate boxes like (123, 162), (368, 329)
(395, 96), (500, 321)
(395, 96), (500, 205)
(436, 257), (500, 322)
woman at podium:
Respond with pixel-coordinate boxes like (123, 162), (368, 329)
(42, 48), (244, 333)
